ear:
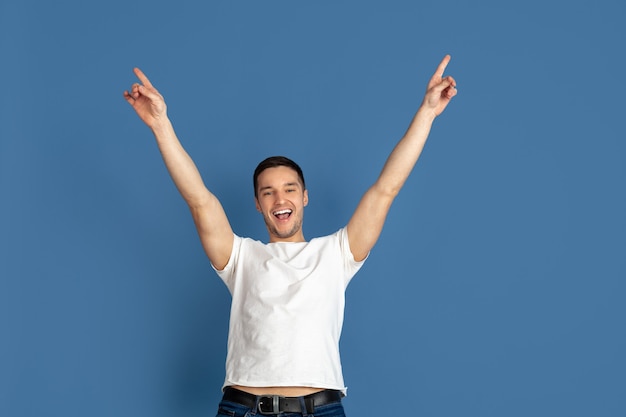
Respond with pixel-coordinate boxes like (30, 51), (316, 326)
(255, 197), (262, 212)
(303, 189), (309, 207)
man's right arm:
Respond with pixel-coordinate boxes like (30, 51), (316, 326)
(124, 68), (233, 270)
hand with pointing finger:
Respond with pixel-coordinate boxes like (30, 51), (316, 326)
(421, 54), (457, 118)
(123, 68), (168, 130)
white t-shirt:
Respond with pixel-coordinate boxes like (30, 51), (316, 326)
(214, 227), (365, 395)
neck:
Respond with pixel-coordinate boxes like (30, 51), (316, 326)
(268, 230), (306, 243)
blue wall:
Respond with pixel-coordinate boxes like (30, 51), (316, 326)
(2, 1), (625, 416)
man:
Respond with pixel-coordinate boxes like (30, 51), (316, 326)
(124, 55), (457, 416)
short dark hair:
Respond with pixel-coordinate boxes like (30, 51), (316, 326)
(253, 156), (306, 197)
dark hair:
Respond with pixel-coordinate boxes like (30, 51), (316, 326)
(253, 156), (306, 197)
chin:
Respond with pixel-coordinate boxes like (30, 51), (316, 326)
(263, 213), (303, 241)
(270, 223), (301, 240)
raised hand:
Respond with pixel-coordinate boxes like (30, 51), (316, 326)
(421, 55), (457, 117)
(123, 68), (168, 129)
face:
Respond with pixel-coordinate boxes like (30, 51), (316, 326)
(255, 166), (309, 242)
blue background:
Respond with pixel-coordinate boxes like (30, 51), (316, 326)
(1, 1), (625, 416)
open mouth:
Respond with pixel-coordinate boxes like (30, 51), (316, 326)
(273, 209), (292, 220)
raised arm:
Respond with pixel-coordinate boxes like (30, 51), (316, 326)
(346, 55), (457, 261)
(124, 68), (233, 269)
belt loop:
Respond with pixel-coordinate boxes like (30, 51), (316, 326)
(298, 396), (309, 416)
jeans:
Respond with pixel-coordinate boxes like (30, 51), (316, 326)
(215, 398), (347, 417)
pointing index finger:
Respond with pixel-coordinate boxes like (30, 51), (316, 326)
(434, 54), (451, 78)
(133, 67), (153, 87)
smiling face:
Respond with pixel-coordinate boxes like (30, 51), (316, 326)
(255, 165), (309, 243)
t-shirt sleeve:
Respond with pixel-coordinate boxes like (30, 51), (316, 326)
(212, 233), (241, 292)
(338, 227), (368, 286)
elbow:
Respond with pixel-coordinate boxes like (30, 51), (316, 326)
(185, 189), (216, 211)
(373, 181), (402, 200)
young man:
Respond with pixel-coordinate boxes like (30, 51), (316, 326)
(124, 55), (457, 416)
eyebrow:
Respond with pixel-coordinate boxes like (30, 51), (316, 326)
(258, 182), (301, 192)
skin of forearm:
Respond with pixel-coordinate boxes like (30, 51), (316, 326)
(375, 106), (436, 197)
(150, 117), (213, 208)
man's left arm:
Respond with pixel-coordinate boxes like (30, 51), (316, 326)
(346, 55), (457, 261)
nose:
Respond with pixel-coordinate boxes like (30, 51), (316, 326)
(274, 190), (286, 204)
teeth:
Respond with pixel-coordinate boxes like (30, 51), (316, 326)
(273, 209), (292, 215)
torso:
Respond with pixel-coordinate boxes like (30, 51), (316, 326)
(217, 229), (365, 396)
